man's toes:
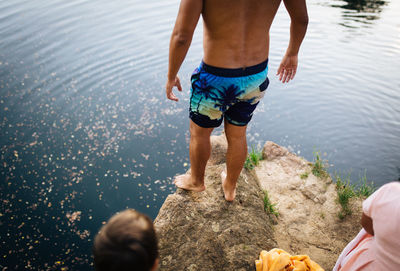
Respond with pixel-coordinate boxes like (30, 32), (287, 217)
(174, 178), (184, 186)
(173, 174), (185, 184)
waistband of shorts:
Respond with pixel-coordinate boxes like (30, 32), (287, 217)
(200, 58), (268, 77)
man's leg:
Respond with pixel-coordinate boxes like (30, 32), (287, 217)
(221, 119), (248, 201)
(174, 120), (214, 191)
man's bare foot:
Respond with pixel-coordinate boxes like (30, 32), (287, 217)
(221, 171), (236, 202)
(173, 174), (206, 192)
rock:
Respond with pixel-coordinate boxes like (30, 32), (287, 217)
(155, 137), (362, 271)
(154, 164), (276, 271)
(300, 175), (328, 204)
(262, 141), (289, 161)
(209, 133), (228, 165)
(255, 142), (362, 270)
(154, 136), (276, 271)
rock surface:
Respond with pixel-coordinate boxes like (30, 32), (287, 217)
(154, 165), (276, 271)
(154, 135), (362, 271)
(256, 141), (362, 270)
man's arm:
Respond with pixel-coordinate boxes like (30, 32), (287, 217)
(166, 0), (203, 101)
(277, 0), (308, 83)
(361, 213), (374, 236)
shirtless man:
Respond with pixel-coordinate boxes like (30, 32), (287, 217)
(166, 0), (308, 201)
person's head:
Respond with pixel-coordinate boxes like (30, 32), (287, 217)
(93, 209), (159, 271)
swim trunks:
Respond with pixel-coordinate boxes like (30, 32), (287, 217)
(189, 59), (269, 128)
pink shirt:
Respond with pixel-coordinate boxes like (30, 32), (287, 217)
(334, 182), (400, 271)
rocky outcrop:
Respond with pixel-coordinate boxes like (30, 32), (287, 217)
(154, 135), (362, 271)
(256, 141), (362, 270)
(154, 166), (276, 270)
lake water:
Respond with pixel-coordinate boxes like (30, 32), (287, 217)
(1, 0), (399, 269)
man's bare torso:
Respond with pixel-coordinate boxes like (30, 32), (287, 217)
(202, 0), (282, 68)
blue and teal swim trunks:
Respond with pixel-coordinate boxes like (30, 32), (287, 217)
(189, 59), (269, 128)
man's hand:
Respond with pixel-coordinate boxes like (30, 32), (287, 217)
(276, 54), (298, 83)
(166, 0), (202, 102)
(279, 0), (307, 84)
(166, 76), (182, 102)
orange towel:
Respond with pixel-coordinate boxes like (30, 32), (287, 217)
(255, 248), (324, 271)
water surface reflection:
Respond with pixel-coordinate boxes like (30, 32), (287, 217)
(331, 0), (388, 27)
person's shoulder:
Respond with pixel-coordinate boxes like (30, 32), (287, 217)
(371, 181), (400, 201)
(380, 181), (400, 193)
(362, 182), (400, 215)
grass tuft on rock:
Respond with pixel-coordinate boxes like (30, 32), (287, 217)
(335, 173), (355, 218)
(335, 172), (375, 219)
(357, 171), (375, 198)
(263, 190), (279, 218)
(311, 151), (329, 179)
(300, 171), (309, 179)
(244, 146), (263, 170)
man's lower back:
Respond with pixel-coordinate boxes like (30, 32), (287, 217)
(201, 0), (282, 68)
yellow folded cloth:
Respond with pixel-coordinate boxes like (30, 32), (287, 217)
(255, 248), (324, 271)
